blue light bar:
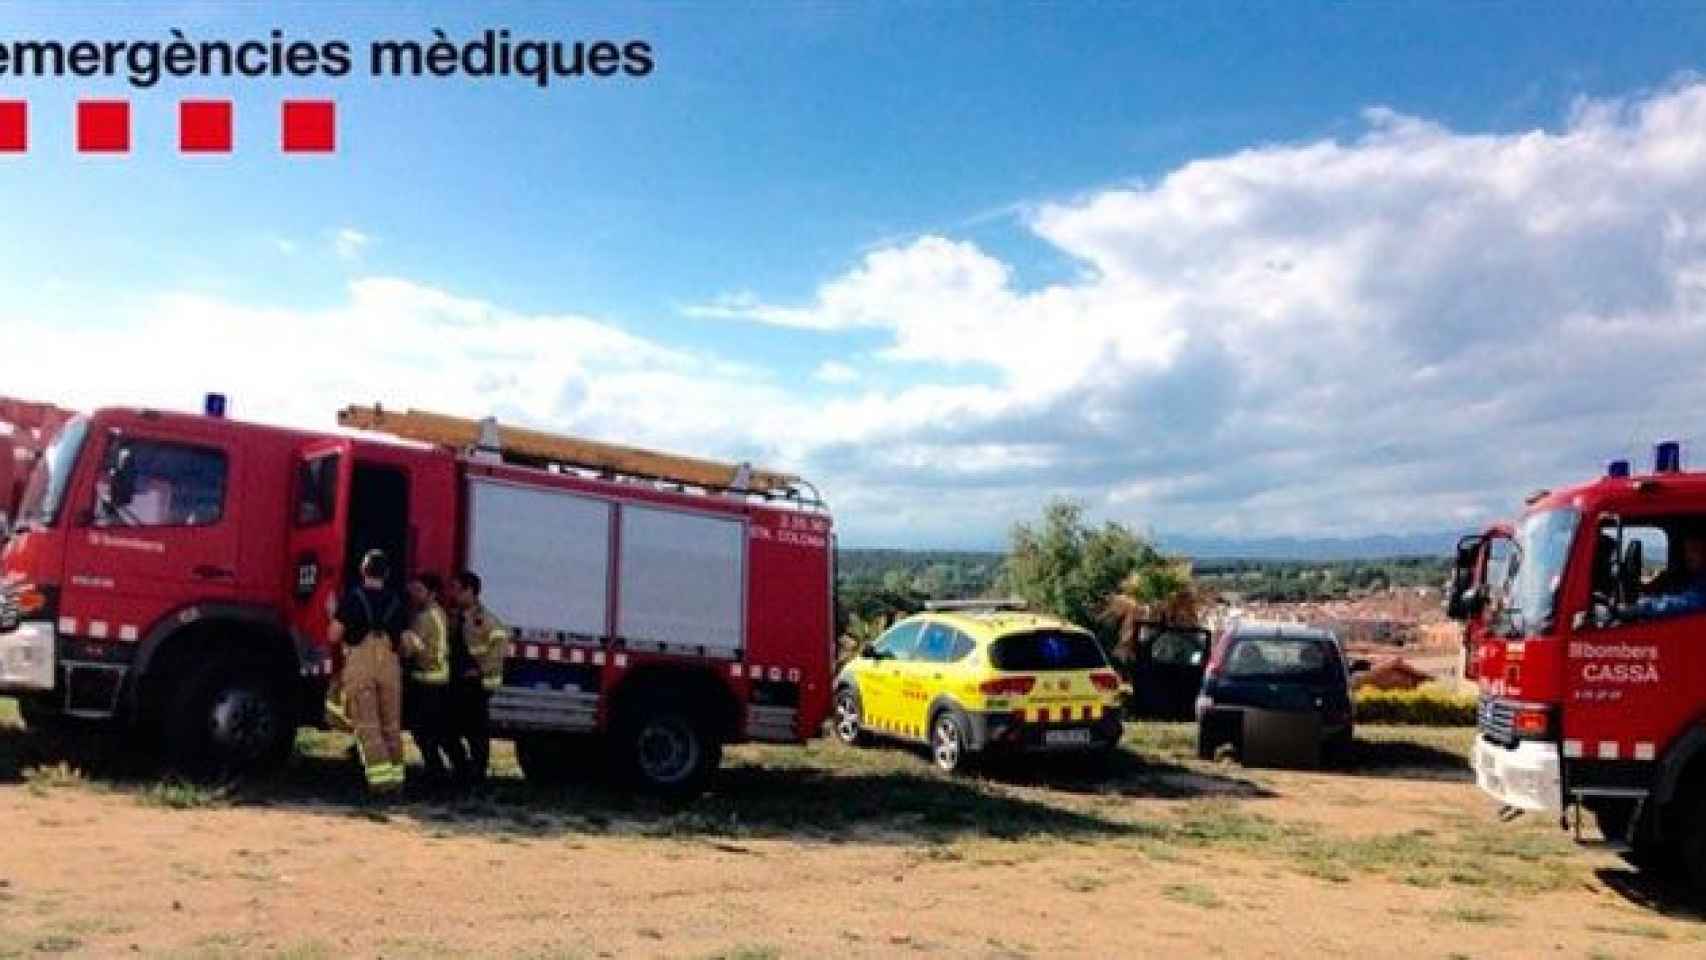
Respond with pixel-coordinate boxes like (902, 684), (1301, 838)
(1607, 459), (1631, 478)
(204, 393), (227, 418)
(1655, 440), (1681, 473)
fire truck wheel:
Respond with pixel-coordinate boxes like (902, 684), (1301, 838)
(1684, 804), (1706, 894)
(167, 660), (294, 779)
(515, 733), (583, 786)
(832, 686), (871, 746)
(17, 694), (72, 733)
(614, 700), (721, 798)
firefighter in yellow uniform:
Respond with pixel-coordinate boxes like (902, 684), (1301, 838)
(401, 572), (463, 783)
(448, 570), (510, 785)
(329, 550), (409, 794)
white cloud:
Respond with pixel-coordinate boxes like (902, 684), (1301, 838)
(813, 360), (860, 384)
(18, 82), (1706, 546)
(682, 80), (1706, 540)
(333, 228), (372, 262)
(2, 279), (803, 478)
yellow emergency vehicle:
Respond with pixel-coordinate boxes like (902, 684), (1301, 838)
(832, 602), (1124, 772)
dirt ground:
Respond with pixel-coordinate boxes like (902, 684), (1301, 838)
(1, 706), (1702, 959)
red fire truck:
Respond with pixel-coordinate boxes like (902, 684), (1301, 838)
(0, 399), (835, 796)
(1448, 441), (1706, 885)
(1, 397), (76, 537)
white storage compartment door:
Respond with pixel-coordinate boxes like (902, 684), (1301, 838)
(617, 504), (745, 655)
(466, 478), (612, 640)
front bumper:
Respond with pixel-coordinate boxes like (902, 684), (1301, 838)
(1473, 736), (1562, 813)
(0, 620), (55, 691)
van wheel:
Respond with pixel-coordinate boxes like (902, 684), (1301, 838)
(167, 660), (294, 780)
(832, 687), (870, 746)
(516, 733), (583, 786)
(930, 710), (972, 774)
(614, 699), (720, 799)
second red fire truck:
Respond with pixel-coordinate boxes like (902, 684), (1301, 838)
(0, 398), (835, 796)
(1450, 441), (1706, 887)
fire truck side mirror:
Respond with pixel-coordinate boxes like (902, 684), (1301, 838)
(106, 448), (137, 509)
(1619, 538), (1643, 607)
(1445, 534), (1485, 621)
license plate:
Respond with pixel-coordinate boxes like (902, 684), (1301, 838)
(1045, 729), (1092, 746)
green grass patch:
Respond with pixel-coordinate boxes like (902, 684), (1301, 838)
(1586, 921), (1671, 941)
(1438, 904), (1512, 926)
(1161, 883), (1223, 909)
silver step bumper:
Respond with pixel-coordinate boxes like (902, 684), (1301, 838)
(0, 620), (55, 692)
(1473, 736), (1562, 813)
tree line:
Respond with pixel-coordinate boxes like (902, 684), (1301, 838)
(836, 498), (1449, 658)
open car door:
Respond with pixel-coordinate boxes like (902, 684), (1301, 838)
(1128, 621), (1211, 719)
(287, 438), (353, 673)
(1449, 523), (1514, 681)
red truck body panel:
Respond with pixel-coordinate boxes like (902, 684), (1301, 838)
(1, 404), (833, 752)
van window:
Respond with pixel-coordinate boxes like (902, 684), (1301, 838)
(990, 630), (1106, 671)
(94, 438), (227, 527)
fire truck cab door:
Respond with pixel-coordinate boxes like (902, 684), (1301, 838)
(64, 428), (243, 625)
(287, 439), (354, 652)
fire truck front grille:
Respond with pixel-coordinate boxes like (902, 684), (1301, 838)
(1478, 696), (1516, 747)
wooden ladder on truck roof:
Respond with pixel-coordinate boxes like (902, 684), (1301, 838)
(337, 404), (807, 498)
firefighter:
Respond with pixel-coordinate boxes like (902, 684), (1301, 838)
(401, 572), (463, 784)
(448, 570), (509, 785)
(328, 549), (410, 794)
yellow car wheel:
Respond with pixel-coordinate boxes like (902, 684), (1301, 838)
(930, 710), (971, 774)
(833, 687), (869, 746)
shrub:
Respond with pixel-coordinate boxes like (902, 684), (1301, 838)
(1354, 687), (1476, 726)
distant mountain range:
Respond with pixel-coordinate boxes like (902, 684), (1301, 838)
(842, 531), (1459, 563)
(1156, 532), (1459, 561)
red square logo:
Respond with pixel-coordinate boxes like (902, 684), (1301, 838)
(180, 100), (233, 153)
(281, 100), (335, 153)
(77, 100), (130, 153)
(0, 101), (26, 153)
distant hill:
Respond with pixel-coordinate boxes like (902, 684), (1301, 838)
(1156, 532), (1459, 561)
(839, 532), (1457, 566)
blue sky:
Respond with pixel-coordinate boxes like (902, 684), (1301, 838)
(6, 3), (1706, 546)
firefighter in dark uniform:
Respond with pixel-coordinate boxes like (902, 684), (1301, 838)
(401, 572), (462, 783)
(328, 549), (409, 794)
(448, 570), (510, 785)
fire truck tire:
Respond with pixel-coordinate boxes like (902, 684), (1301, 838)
(515, 733), (584, 786)
(1684, 804), (1706, 894)
(612, 698), (721, 799)
(17, 693), (72, 733)
(166, 659), (294, 779)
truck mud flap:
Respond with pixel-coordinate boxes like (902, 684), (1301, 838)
(746, 704), (798, 742)
(489, 687), (599, 733)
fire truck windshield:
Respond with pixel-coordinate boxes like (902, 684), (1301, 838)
(1495, 507), (1580, 637)
(13, 416), (88, 531)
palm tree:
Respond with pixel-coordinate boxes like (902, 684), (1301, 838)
(1102, 559), (1202, 664)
